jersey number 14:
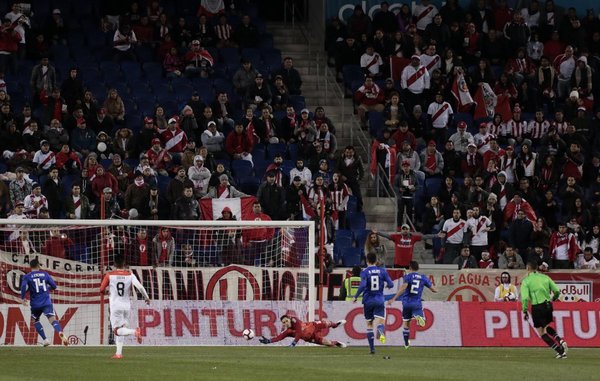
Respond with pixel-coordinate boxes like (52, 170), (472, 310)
(33, 278), (47, 293)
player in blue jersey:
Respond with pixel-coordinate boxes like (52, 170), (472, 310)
(353, 252), (394, 354)
(387, 260), (437, 348)
(20, 259), (68, 346)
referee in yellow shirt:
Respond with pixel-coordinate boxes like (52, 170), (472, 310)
(521, 260), (568, 359)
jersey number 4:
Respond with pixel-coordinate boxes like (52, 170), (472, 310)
(116, 282), (125, 296)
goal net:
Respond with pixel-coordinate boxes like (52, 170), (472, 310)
(0, 219), (315, 346)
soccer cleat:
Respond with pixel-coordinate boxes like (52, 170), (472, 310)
(370, 349), (375, 355)
(555, 353), (567, 359)
(379, 333), (386, 344)
(59, 332), (69, 346)
(404, 340), (411, 349)
(135, 327), (143, 344)
(414, 315), (426, 327)
(335, 342), (347, 348)
(112, 354), (123, 359)
(42, 339), (50, 347)
(334, 319), (346, 328)
(560, 340), (568, 355)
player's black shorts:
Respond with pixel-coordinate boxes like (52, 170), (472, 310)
(531, 301), (553, 328)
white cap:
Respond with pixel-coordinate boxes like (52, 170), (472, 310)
(168, 117), (177, 124)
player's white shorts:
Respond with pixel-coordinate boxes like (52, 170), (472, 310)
(110, 309), (131, 330)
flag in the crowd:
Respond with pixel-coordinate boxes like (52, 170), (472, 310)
(390, 56), (411, 81)
(451, 73), (474, 112)
(199, 196), (257, 220)
(495, 94), (512, 122)
(473, 82), (497, 120)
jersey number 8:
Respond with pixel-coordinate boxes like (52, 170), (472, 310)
(116, 282), (125, 296)
(370, 275), (379, 291)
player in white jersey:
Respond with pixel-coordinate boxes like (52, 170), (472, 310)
(100, 256), (150, 359)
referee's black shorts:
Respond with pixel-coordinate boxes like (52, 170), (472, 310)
(531, 301), (554, 328)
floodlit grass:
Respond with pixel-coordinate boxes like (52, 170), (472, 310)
(0, 346), (597, 381)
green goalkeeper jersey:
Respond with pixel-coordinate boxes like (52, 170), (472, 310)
(520, 272), (560, 312)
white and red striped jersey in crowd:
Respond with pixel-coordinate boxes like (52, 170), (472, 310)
(552, 119), (569, 135)
(499, 153), (517, 183)
(505, 119), (527, 139)
(328, 183), (350, 212)
(527, 119), (550, 140)
(401, 65), (430, 94)
(161, 126), (188, 153)
(420, 53), (441, 72)
(441, 218), (466, 245)
(519, 152), (538, 178)
(487, 121), (508, 137)
(427, 100), (453, 128)
(553, 53), (576, 80)
(214, 23), (233, 41)
(473, 131), (495, 154)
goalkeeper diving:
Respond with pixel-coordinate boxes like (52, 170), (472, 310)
(259, 315), (347, 348)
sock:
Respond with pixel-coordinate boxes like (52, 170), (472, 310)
(51, 320), (63, 333)
(542, 333), (563, 354)
(366, 329), (374, 352)
(34, 321), (47, 340)
(116, 327), (136, 336)
(115, 335), (124, 355)
(546, 326), (563, 343)
(377, 323), (385, 338)
(403, 327), (410, 346)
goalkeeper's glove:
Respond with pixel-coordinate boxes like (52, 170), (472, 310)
(259, 336), (271, 344)
(523, 311), (529, 321)
(289, 341), (297, 347)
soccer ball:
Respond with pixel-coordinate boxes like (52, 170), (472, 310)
(242, 329), (255, 340)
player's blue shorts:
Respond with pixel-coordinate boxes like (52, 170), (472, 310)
(363, 301), (385, 321)
(402, 301), (424, 321)
(31, 305), (55, 321)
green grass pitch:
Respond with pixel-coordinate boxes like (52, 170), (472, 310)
(0, 346), (597, 381)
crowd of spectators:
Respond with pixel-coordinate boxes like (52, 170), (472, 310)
(328, 0), (600, 270)
(0, 0), (366, 269)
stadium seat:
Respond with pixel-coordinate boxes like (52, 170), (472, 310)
(220, 47), (241, 66)
(231, 159), (253, 177)
(241, 48), (261, 67)
(51, 44), (70, 63)
(342, 65), (363, 90)
(348, 212), (367, 231)
(267, 143), (287, 160)
(238, 175), (261, 195)
(353, 229), (371, 250)
(287, 143), (299, 161)
(143, 62), (163, 79)
(120, 62), (142, 79)
(368, 111), (385, 137)
(290, 95), (306, 111)
(334, 229), (354, 263)
(342, 247), (363, 267)
(425, 177), (443, 200)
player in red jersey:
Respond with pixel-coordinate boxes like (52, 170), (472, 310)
(258, 315), (347, 348)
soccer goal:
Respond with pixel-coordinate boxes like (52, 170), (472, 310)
(0, 219), (315, 346)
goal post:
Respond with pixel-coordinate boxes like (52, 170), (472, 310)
(0, 218), (315, 346)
